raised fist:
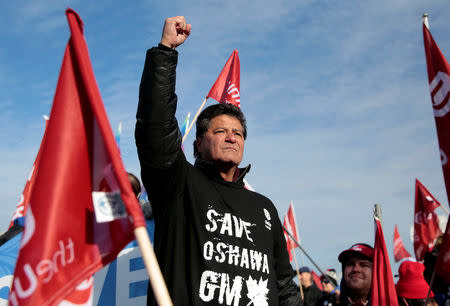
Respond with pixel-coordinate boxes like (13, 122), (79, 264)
(160, 16), (191, 49)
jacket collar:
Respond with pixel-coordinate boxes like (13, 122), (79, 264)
(194, 159), (251, 187)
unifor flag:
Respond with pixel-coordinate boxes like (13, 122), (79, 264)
(206, 50), (241, 107)
(393, 225), (412, 262)
(414, 179), (442, 261)
(423, 18), (450, 285)
(372, 217), (398, 306)
(423, 22), (450, 205)
(9, 8), (146, 306)
(282, 202), (300, 262)
(8, 118), (48, 228)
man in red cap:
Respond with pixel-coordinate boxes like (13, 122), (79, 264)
(338, 243), (374, 305)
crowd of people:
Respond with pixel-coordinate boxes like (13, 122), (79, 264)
(294, 243), (447, 305)
(129, 15), (450, 306)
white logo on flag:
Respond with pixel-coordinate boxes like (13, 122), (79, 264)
(430, 71), (450, 117)
(226, 82), (240, 107)
(92, 191), (127, 223)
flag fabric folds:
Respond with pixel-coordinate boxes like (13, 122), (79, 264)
(414, 179), (442, 261)
(9, 9), (145, 306)
(282, 202), (300, 262)
(423, 22), (450, 206)
(393, 225), (412, 262)
(371, 218), (398, 306)
(423, 20), (450, 285)
(206, 50), (241, 107)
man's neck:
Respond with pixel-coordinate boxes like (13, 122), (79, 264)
(348, 291), (370, 305)
(218, 165), (238, 182)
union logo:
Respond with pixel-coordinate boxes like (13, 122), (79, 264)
(226, 81), (240, 107)
(430, 71), (450, 117)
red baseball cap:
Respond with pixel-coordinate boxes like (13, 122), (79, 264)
(396, 260), (434, 299)
(338, 243), (374, 263)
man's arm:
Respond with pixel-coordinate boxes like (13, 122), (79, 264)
(273, 217), (304, 305)
(135, 16), (191, 170)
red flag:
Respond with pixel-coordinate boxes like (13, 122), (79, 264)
(423, 22), (450, 206)
(423, 19), (450, 287)
(9, 9), (145, 306)
(414, 179), (442, 261)
(393, 225), (412, 262)
(371, 218), (398, 305)
(206, 50), (241, 107)
(8, 119), (48, 228)
(282, 202), (300, 262)
(311, 270), (323, 290)
(434, 215), (450, 283)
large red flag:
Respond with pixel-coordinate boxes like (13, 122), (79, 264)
(393, 225), (412, 262)
(371, 218), (398, 306)
(9, 9), (146, 306)
(414, 179), (442, 261)
(423, 19), (450, 286)
(206, 50), (241, 107)
(423, 22), (450, 204)
(282, 202), (300, 262)
(8, 118), (48, 228)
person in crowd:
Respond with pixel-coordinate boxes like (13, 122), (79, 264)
(297, 266), (322, 305)
(135, 16), (302, 305)
(127, 172), (152, 219)
(337, 243), (373, 305)
(318, 268), (340, 305)
(423, 234), (449, 306)
(396, 260), (438, 306)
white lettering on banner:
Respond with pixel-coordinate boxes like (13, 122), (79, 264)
(12, 238), (75, 300)
(430, 71), (450, 117)
(205, 209), (255, 242)
(115, 247), (147, 305)
(202, 240), (269, 274)
(0, 275), (13, 304)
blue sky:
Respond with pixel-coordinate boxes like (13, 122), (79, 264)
(1, 0), (449, 278)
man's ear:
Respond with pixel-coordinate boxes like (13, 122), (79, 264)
(195, 137), (202, 155)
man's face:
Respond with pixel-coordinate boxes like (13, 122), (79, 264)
(300, 272), (312, 287)
(196, 114), (244, 166)
(344, 256), (372, 293)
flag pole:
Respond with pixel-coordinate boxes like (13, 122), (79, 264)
(290, 239), (304, 300)
(134, 226), (173, 305)
(423, 13), (429, 29)
(182, 97), (207, 144)
(282, 225), (337, 289)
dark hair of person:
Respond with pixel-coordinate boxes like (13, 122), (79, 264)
(193, 103), (247, 159)
(127, 172), (141, 197)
